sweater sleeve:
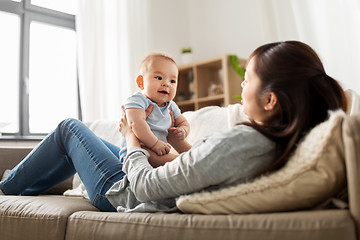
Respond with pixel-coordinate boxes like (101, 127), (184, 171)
(122, 125), (276, 202)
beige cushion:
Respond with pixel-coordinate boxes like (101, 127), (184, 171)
(0, 195), (98, 240)
(176, 110), (347, 214)
(66, 210), (355, 240)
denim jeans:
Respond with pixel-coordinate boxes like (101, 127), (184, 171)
(0, 118), (125, 212)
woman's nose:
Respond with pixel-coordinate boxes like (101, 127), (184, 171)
(241, 81), (245, 88)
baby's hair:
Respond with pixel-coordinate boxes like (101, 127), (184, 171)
(139, 53), (177, 74)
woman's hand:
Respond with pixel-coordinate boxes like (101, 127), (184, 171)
(119, 105), (154, 137)
(119, 106), (141, 148)
(119, 105), (156, 149)
(119, 106), (132, 136)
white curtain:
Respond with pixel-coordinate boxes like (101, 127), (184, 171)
(76, 0), (149, 122)
(255, 0), (360, 93)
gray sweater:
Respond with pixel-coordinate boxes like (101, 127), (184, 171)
(106, 124), (277, 212)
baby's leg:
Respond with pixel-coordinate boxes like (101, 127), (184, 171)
(143, 147), (179, 167)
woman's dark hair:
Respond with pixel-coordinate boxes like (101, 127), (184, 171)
(245, 41), (347, 175)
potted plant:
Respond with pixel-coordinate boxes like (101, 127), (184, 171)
(181, 47), (193, 64)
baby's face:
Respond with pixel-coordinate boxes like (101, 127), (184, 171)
(141, 58), (178, 107)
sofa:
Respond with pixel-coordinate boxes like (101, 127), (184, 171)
(1, 90), (360, 240)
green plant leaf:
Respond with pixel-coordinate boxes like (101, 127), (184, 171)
(181, 47), (192, 54)
(234, 94), (242, 101)
(230, 55), (245, 79)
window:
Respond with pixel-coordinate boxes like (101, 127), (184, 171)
(0, 0), (80, 138)
(0, 11), (20, 134)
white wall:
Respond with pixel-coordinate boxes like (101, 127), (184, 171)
(185, 0), (265, 62)
(143, 0), (265, 63)
(143, 0), (190, 64)
(141, 0), (360, 93)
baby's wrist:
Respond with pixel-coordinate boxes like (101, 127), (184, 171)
(150, 139), (159, 149)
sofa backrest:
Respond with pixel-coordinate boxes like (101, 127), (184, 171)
(0, 147), (32, 178)
(343, 113), (360, 236)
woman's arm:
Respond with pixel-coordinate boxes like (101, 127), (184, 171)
(121, 107), (178, 167)
(120, 109), (277, 202)
(119, 109), (210, 201)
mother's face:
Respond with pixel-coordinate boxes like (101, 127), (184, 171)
(241, 57), (278, 124)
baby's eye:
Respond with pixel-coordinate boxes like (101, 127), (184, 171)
(155, 76), (162, 80)
(170, 80), (176, 84)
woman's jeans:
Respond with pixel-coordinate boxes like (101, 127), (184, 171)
(0, 118), (125, 212)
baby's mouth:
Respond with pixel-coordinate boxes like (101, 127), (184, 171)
(158, 90), (169, 95)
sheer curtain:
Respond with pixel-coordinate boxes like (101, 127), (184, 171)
(256, 0), (360, 93)
(76, 0), (149, 122)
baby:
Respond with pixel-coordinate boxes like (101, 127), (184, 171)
(119, 53), (190, 166)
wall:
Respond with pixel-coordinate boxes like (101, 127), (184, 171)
(185, 0), (265, 61)
(143, 0), (360, 93)
(144, 0), (191, 65)
(144, 0), (265, 63)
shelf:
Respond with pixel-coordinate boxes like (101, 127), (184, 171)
(175, 55), (245, 113)
(197, 94), (225, 103)
(176, 99), (196, 112)
(176, 99), (196, 106)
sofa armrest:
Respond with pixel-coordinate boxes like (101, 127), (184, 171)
(0, 147), (73, 195)
(343, 114), (360, 236)
(0, 147), (32, 176)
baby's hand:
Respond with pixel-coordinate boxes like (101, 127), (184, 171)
(151, 140), (171, 156)
(169, 127), (187, 140)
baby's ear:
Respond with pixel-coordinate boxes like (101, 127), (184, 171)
(136, 75), (144, 90)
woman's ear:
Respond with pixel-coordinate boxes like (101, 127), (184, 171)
(264, 92), (278, 111)
(136, 75), (144, 90)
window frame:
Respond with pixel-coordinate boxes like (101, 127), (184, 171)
(0, 0), (81, 140)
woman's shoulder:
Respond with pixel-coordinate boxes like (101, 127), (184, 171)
(192, 124), (276, 157)
(218, 124), (272, 141)
(208, 124), (276, 154)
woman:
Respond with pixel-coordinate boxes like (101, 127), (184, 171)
(0, 41), (347, 213)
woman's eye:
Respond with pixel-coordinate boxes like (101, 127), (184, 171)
(155, 76), (162, 80)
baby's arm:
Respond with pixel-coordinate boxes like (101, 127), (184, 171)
(126, 108), (170, 155)
(169, 114), (190, 140)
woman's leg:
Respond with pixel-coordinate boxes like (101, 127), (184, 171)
(0, 118), (124, 212)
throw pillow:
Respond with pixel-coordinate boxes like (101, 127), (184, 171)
(176, 110), (346, 214)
